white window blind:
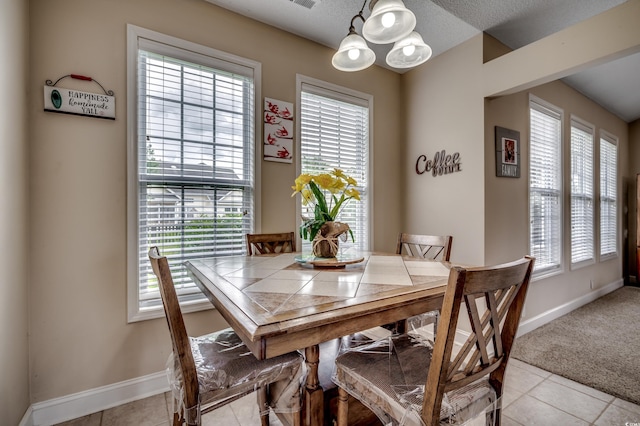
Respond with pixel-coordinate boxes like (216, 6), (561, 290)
(299, 81), (370, 252)
(128, 27), (257, 320)
(570, 118), (594, 266)
(600, 133), (618, 258)
(529, 97), (562, 276)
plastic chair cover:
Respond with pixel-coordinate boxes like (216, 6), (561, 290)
(166, 328), (305, 424)
(406, 311), (439, 341)
(333, 332), (498, 426)
(346, 309), (440, 353)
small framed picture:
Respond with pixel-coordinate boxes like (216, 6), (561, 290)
(495, 126), (520, 178)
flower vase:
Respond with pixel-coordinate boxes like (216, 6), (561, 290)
(311, 221), (350, 258)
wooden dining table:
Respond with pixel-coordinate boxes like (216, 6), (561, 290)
(184, 251), (452, 426)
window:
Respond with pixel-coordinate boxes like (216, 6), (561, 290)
(570, 117), (594, 267)
(529, 96), (563, 277)
(297, 76), (371, 252)
(600, 132), (618, 258)
(127, 26), (260, 321)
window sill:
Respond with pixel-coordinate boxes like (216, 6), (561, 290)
(128, 299), (214, 323)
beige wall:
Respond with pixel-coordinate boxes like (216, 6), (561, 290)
(628, 119), (640, 279)
(28, 0), (402, 402)
(485, 81), (629, 320)
(0, 0), (30, 423)
(402, 35), (487, 266)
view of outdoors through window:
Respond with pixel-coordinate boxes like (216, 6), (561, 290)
(136, 48), (255, 309)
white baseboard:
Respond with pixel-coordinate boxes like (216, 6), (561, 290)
(517, 278), (624, 337)
(19, 406), (34, 426)
(22, 371), (169, 426)
(19, 279), (624, 425)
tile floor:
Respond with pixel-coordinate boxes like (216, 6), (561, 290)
(54, 358), (640, 426)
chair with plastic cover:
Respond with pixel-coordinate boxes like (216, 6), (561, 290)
(389, 233), (453, 335)
(148, 247), (305, 426)
(333, 256), (534, 426)
(247, 232), (296, 255)
(396, 233), (453, 261)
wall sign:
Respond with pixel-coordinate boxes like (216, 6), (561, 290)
(415, 149), (462, 177)
(495, 126), (520, 178)
(44, 74), (115, 120)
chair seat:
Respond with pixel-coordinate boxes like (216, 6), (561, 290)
(167, 328), (305, 421)
(333, 334), (497, 426)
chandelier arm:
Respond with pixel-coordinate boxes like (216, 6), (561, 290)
(346, 0), (368, 33)
(349, 12), (366, 33)
(359, 0), (368, 14)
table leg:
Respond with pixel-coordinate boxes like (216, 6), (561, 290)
(302, 344), (324, 426)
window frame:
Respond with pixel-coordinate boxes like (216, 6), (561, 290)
(528, 94), (564, 280)
(569, 116), (595, 269)
(599, 130), (618, 261)
(126, 25), (262, 322)
(295, 74), (373, 252)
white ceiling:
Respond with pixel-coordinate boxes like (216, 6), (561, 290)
(204, 0), (640, 123)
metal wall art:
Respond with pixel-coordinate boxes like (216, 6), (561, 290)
(415, 149), (462, 177)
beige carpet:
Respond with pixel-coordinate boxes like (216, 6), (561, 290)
(511, 286), (640, 404)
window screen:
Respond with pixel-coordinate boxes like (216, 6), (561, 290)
(128, 28), (257, 320)
(529, 97), (563, 276)
(299, 80), (370, 252)
(600, 133), (618, 258)
(570, 118), (594, 266)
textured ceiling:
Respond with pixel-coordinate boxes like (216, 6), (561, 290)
(204, 0), (640, 123)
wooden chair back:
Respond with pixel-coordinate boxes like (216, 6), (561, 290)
(148, 247), (200, 414)
(247, 232), (296, 255)
(421, 256), (534, 425)
(396, 233), (453, 261)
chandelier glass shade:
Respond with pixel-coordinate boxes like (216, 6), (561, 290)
(386, 31), (432, 68)
(332, 31), (376, 72)
(332, 0), (431, 72)
(362, 0), (416, 44)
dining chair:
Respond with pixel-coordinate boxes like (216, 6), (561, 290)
(148, 247), (305, 426)
(390, 233), (453, 335)
(333, 256), (535, 426)
(396, 233), (453, 261)
(246, 232), (296, 255)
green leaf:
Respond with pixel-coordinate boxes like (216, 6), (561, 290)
(329, 194), (345, 219)
(300, 218), (325, 242)
(309, 222), (323, 241)
(309, 181), (328, 215)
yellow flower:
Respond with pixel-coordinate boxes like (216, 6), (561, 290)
(301, 188), (313, 205)
(328, 178), (345, 193)
(292, 174), (312, 193)
(333, 168), (346, 179)
(313, 173), (335, 190)
(346, 188), (360, 200)
(346, 176), (357, 186)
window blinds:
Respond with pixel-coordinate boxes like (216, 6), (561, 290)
(136, 43), (255, 310)
(300, 84), (370, 252)
(529, 99), (562, 275)
(600, 134), (618, 257)
(570, 119), (594, 265)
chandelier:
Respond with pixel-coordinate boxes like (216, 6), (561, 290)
(332, 0), (432, 72)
